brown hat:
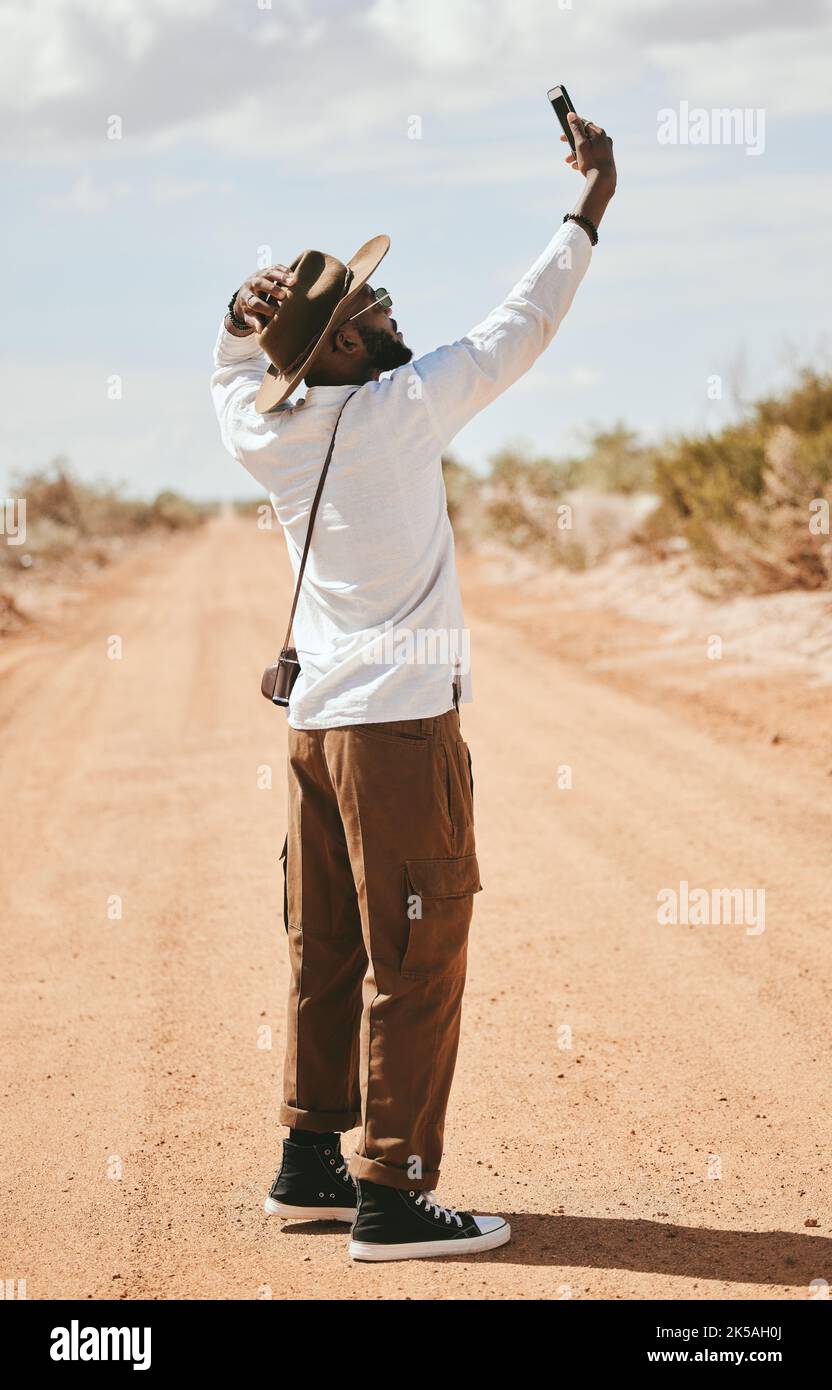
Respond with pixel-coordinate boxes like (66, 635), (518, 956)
(254, 234), (390, 412)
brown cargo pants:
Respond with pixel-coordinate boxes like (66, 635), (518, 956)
(278, 705), (481, 1192)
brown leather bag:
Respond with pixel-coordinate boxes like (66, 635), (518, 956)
(261, 390), (358, 708)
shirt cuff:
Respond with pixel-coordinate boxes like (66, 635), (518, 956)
(213, 319), (268, 366)
(555, 217), (594, 267)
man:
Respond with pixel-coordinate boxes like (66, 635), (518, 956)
(211, 113), (616, 1262)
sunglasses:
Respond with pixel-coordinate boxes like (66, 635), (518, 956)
(344, 287), (393, 323)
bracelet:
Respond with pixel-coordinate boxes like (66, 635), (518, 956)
(563, 212), (598, 247)
(227, 289), (249, 332)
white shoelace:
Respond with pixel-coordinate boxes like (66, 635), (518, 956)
(416, 1191), (464, 1227)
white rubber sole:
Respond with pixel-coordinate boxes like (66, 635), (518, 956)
(349, 1220), (511, 1262)
(264, 1197), (355, 1222)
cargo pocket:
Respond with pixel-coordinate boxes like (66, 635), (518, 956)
(401, 854), (482, 979)
(353, 721), (429, 746)
(455, 740), (474, 825)
(440, 739), (475, 839)
(279, 834), (289, 936)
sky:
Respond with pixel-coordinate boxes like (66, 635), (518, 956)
(1, 0), (831, 500)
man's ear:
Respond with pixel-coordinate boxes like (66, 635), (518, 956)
(333, 323), (361, 357)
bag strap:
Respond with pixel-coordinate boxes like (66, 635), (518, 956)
(280, 388), (359, 654)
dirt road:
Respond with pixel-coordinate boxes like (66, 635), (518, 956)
(1, 514), (829, 1300)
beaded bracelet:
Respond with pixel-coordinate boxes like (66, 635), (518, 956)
(227, 290), (249, 332)
(563, 212), (599, 247)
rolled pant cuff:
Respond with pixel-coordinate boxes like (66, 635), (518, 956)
(349, 1153), (440, 1192)
(280, 1103), (361, 1133)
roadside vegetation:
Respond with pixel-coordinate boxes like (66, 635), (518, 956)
(1, 461), (211, 632)
(444, 370), (832, 594)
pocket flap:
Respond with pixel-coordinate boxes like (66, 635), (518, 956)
(405, 854), (482, 899)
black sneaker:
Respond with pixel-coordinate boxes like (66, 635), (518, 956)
(264, 1137), (357, 1222)
(348, 1180), (511, 1261)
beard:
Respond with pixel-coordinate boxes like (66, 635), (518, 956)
(357, 324), (414, 373)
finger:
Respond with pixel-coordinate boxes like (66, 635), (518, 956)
(262, 265), (296, 286)
(568, 111), (587, 143)
(585, 121), (605, 138)
(242, 292), (269, 315)
(565, 154), (576, 165)
(257, 275), (296, 307)
(252, 276), (294, 296)
(245, 294), (282, 318)
(251, 280), (293, 306)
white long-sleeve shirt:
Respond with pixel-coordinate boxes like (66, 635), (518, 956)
(211, 220), (592, 729)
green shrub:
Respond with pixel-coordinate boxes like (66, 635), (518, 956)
(147, 489), (206, 530)
(567, 424), (657, 496)
(649, 371), (832, 589)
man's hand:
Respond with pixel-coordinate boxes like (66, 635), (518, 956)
(560, 112), (617, 239)
(226, 265), (297, 337)
(561, 113), (616, 192)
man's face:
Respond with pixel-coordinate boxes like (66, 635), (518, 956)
(347, 284), (413, 373)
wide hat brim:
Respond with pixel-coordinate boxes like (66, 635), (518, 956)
(254, 234), (391, 413)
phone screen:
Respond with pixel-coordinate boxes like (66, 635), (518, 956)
(548, 84), (576, 152)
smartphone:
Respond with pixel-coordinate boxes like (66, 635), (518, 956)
(548, 84), (577, 153)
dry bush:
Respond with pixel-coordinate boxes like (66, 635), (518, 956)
(648, 371), (832, 592)
(482, 441), (656, 568)
(442, 454), (485, 549)
(695, 425), (832, 593)
(1, 462), (209, 576)
(566, 424), (658, 496)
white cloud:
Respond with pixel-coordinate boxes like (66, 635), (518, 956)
(50, 172), (133, 211)
(514, 365), (604, 395)
(47, 171), (235, 209)
(595, 168), (832, 305)
(2, 0), (830, 163)
(365, 0), (525, 70)
(151, 176), (234, 201)
(651, 28), (832, 114)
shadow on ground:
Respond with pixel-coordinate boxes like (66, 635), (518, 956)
(280, 1213), (829, 1287)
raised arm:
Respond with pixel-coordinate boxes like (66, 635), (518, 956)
(413, 113), (617, 450)
(210, 264), (297, 469)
